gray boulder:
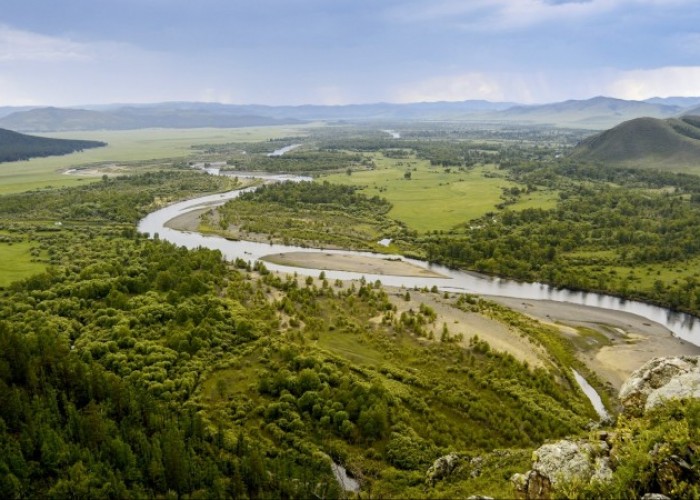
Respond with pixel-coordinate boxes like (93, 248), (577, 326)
(426, 452), (462, 486)
(619, 356), (700, 416)
(511, 438), (612, 499)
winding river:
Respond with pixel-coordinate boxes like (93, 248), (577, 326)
(137, 175), (700, 348)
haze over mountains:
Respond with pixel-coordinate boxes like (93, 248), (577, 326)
(1, 96), (699, 132)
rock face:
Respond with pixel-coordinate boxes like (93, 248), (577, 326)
(619, 356), (700, 416)
(511, 437), (612, 499)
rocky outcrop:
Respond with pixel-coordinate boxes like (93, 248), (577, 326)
(426, 453), (462, 486)
(619, 356), (700, 416)
(511, 435), (612, 499)
(512, 356), (700, 498)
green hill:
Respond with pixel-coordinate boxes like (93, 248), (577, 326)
(571, 115), (700, 170)
(0, 127), (106, 163)
(494, 96), (680, 129)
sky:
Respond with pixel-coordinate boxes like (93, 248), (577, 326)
(1, 0), (700, 107)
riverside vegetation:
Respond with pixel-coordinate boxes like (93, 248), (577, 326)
(1, 123), (699, 498)
(205, 125), (700, 316)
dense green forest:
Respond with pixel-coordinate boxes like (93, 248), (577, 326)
(209, 181), (413, 251)
(0, 128), (106, 163)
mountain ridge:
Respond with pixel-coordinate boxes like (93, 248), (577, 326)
(1, 96), (699, 132)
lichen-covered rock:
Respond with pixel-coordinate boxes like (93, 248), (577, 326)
(425, 452), (462, 486)
(511, 438), (612, 499)
(640, 494), (671, 500)
(511, 470), (552, 499)
(619, 356), (700, 416)
(469, 456), (484, 478)
(645, 372), (700, 411)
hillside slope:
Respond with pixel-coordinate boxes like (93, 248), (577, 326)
(495, 96), (681, 129)
(571, 115), (700, 169)
(0, 127), (106, 163)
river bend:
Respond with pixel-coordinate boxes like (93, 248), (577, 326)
(138, 175), (700, 348)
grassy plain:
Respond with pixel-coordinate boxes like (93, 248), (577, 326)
(0, 240), (45, 286)
(0, 126), (314, 194)
(322, 154), (557, 233)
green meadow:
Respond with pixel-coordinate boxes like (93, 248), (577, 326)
(0, 125), (314, 194)
(322, 154), (558, 233)
(0, 240), (45, 287)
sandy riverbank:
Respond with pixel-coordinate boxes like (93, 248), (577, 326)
(382, 287), (549, 369)
(165, 208), (210, 231)
(263, 251), (445, 278)
(488, 296), (700, 389)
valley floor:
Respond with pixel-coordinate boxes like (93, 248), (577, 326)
(165, 203), (700, 392)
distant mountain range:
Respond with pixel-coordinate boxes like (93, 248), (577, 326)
(0, 106), (302, 133)
(493, 96), (684, 129)
(571, 115), (700, 169)
(0, 127), (106, 163)
(0, 96), (699, 132)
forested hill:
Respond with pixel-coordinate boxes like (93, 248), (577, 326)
(570, 115), (700, 169)
(0, 128), (106, 163)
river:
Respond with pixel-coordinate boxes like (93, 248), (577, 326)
(572, 370), (610, 421)
(267, 144), (302, 156)
(138, 174), (700, 348)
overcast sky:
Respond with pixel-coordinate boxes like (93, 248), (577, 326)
(1, 0), (699, 106)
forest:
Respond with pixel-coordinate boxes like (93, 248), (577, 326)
(208, 181), (412, 251)
(420, 160), (700, 314)
(0, 128), (106, 163)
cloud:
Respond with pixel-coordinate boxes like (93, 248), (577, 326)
(544, 0), (593, 4)
(393, 65), (700, 105)
(0, 25), (89, 62)
(394, 72), (542, 103)
(0, 76), (41, 106)
(388, 0), (602, 26)
(198, 88), (234, 104)
(389, 0), (695, 31)
(606, 66), (700, 99)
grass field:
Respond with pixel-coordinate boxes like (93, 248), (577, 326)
(0, 241), (46, 287)
(0, 125), (315, 194)
(322, 154), (558, 233)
